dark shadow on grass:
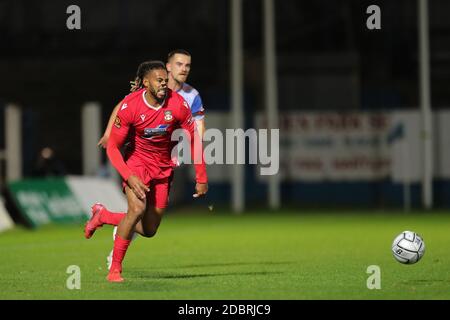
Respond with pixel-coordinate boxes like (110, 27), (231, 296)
(115, 271), (284, 293)
(119, 270), (283, 293)
(130, 270), (283, 280)
(168, 261), (296, 269)
(402, 279), (450, 284)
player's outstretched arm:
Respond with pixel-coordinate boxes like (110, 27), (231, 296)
(193, 182), (208, 198)
(193, 109), (207, 197)
(179, 102), (208, 198)
(98, 101), (122, 148)
(106, 124), (149, 200)
(189, 122), (208, 192)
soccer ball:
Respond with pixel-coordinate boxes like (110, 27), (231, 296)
(392, 231), (425, 264)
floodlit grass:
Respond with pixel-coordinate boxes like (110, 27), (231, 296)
(1, 209), (449, 299)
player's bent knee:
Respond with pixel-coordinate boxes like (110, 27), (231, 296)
(154, 207), (165, 216)
(142, 228), (158, 238)
(128, 204), (145, 218)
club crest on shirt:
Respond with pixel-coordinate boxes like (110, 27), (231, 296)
(114, 116), (121, 128)
(164, 111), (173, 122)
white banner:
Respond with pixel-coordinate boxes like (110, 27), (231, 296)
(66, 176), (128, 216)
(256, 112), (392, 181)
(256, 110), (450, 182)
(390, 111), (422, 183)
(435, 110), (450, 179)
(184, 110), (450, 183)
(0, 196), (14, 232)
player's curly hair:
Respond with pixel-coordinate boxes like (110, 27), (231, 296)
(130, 60), (166, 92)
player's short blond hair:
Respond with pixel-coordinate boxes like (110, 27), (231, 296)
(167, 49), (191, 62)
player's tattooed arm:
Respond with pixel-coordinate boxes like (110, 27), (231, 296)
(98, 101), (123, 148)
(99, 78), (141, 148)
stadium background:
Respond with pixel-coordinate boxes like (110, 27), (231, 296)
(1, 0), (450, 300)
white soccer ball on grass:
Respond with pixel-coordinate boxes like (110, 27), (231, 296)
(392, 231), (425, 264)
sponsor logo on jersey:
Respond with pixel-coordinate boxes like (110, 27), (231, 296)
(114, 116), (121, 128)
(121, 103), (128, 110)
(164, 111), (173, 122)
(183, 101), (189, 109)
(140, 114), (146, 122)
(142, 124), (170, 139)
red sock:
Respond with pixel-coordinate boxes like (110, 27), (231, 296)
(100, 208), (125, 226)
(110, 235), (131, 273)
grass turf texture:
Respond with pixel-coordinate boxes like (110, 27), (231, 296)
(1, 209), (449, 299)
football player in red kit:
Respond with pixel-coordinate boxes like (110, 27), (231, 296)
(85, 61), (208, 282)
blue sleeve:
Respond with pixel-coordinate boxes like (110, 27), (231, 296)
(190, 95), (204, 116)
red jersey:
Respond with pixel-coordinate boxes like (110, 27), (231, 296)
(107, 88), (207, 183)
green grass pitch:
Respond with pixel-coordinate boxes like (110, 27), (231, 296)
(1, 209), (449, 299)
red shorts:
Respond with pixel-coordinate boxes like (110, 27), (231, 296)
(122, 162), (173, 209)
